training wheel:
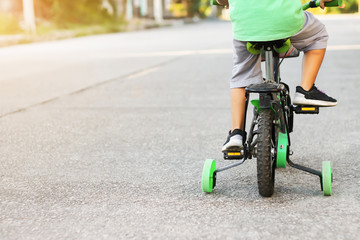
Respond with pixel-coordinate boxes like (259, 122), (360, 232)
(322, 161), (332, 196)
(201, 159), (216, 193)
(276, 132), (287, 168)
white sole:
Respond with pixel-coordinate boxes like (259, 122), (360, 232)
(222, 140), (243, 152)
(293, 93), (337, 107)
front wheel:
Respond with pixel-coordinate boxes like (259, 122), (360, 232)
(257, 109), (276, 197)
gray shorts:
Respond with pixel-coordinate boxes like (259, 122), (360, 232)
(231, 11), (329, 88)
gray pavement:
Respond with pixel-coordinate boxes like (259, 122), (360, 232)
(0, 15), (359, 239)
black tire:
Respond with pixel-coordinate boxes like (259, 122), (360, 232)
(257, 108), (275, 197)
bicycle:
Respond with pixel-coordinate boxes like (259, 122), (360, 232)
(201, 0), (343, 197)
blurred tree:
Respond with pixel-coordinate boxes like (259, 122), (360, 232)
(34, 0), (52, 19)
(50, 0), (114, 27)
(0, 0), (22, 14)
(0, 13), (22, 34)
(183, 0), (211, 18)
(327, 0), (358, 13)
(198, 0), (211, 17)
(32, 0), (121, 28)
(107, 0), (118, 17)
(23, 0), (36, 33)
(0, 0), (22, 34)
(186, 0), (199, 17)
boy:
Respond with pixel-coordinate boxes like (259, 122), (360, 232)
(218, 0), (338, 152)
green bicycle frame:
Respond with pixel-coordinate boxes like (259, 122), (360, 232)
(302, 0), (343, 10)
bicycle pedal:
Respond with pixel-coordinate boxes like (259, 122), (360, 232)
(224, 151), (244, 160)
(293, 105), (319, 114)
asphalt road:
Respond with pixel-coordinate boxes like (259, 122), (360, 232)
(0, 15), (359, 239)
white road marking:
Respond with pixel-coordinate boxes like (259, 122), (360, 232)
(126, 67), (159, 79)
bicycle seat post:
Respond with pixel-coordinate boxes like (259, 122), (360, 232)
(264, 47), (274, 82)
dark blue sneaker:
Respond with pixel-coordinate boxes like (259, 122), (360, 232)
(222, 129), (246, 152)
(293, 85), (337, 107)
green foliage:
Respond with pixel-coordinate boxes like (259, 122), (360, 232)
(0, 13), (22, 34)
(327, 0), (358, 13)
(31, 0), (125, 38)
(50, 0), (114, 28)
(184, 0), (212, 17)
(198, 0), (212, 17)
(33, 0), (122, 29)
(185, 0), (199, 17)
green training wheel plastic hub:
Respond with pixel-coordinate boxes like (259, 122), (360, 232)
(276, 132), (288, 168)
(322, 161), (332, 196)
(202, 159), (216, 193)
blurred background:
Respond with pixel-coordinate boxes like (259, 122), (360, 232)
(0, 0), (359, 46)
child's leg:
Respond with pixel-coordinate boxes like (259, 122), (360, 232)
(223, 89), (247, 152)
(301, 49), (326, 91)
(290, 11), (337, 106)
(293, 46), (336, 106)
(229, 39), (262, 133)
(222, 39), (262, 152)
(231, 88), (246, 131)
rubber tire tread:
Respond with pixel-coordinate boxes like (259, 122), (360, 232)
(257, 109), (275, 197)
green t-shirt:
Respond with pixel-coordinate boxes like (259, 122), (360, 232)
(229, 0), (305, 41)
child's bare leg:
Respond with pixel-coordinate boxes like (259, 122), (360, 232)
(231, 88), (246, 131)
(222, 87), (246, 152)
(293, 48), (337, 106)
(301, 49), (326, 91)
